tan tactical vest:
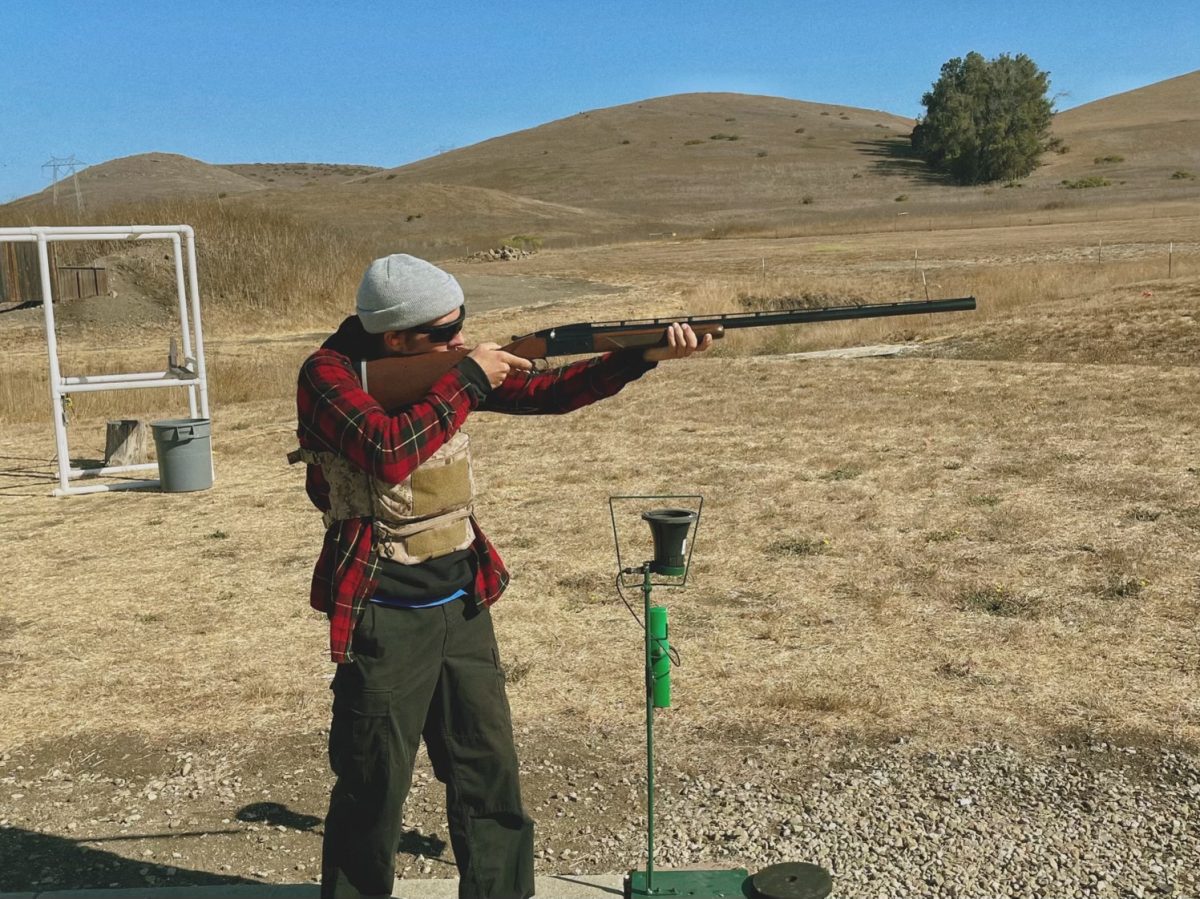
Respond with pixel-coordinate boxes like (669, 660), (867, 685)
(290, 431), (475, 565)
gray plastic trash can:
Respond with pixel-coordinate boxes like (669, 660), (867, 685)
(151, 418), (213, 492)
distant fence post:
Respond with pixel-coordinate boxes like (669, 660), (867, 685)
(1168, 242), (1173, 278)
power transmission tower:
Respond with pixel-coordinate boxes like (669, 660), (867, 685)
(41, 155), (86, 214)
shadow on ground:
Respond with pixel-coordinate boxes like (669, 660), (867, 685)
(0, 824), (256, 891)
(236, 801), (322, 832)
(853, 137), (951, 185)
(235, 800), (450, 864)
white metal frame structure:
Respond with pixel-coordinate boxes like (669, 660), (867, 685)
(0, 225), (211, 496)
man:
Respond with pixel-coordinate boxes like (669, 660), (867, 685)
(294, 254), (710, 899)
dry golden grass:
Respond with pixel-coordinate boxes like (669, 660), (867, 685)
(0, 196), (377, 331)
(1, 216), (1198, 756)
(1, 351), (1196, 752)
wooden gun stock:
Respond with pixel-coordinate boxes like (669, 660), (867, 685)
(362, 349), (471, 411)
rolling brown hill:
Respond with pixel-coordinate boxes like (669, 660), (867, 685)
(1037, 69), (1200, 185)
(2, 73), (1197, 250)
(369, 92), (917, 222)
(200, 93), (925, 252)
(2, 152), (265, 216)
(232, 178), (635, 255)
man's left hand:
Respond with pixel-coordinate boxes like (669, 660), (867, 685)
(642, 322), (714, 363)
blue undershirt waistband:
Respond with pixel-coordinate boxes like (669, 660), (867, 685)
(368, 588), (467, 610)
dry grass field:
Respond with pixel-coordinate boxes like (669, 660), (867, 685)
(2, 222), (1197, 753)
(0, 75), (1198, 890)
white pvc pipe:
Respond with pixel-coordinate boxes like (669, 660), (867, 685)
(60, 376), (201, 394)
(170, 234), (199, 418)
(184, 227), (210, 421)
(54, 479), (160, 497)
(36, 234), (71, 494)
(0, 225), (189, 236)
(69, 462), (158, 478)
(63, 370), (195, 385)
(171, 234), (194, 359)
(1, 224), (211, 495)
(2, 231), (180, 243)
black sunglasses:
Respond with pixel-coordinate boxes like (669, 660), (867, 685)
(410, 305), (466, 342)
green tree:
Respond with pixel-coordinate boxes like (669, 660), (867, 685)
(911, 52), (1054, 184)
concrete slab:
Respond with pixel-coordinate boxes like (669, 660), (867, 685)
(393, 874), (625, 898)
(785, 343), (917, 359)
(1, 873), (627, 899)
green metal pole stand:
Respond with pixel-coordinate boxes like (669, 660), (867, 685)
(642, 564), (656, 890)
(625, 563), (750, 899)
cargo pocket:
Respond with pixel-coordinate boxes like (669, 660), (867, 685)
(490, 646), (516, 723)
(328, 687), (393, 789)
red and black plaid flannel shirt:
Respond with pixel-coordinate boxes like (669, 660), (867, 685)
(296, 317), (656, 662)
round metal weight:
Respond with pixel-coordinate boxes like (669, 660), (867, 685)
(749, 862), (833, 899)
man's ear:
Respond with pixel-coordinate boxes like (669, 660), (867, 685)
(381, 330), (410, 353)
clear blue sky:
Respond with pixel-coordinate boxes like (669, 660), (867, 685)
(2, 0), (1196, 202)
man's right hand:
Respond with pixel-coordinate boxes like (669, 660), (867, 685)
(467, 343), (534, 388)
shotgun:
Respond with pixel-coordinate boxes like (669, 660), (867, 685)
(363, 296), (976, 410)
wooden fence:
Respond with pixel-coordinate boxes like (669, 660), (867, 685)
(0, 243), (107, 305)
(0, 242), (43, 305)
(56, 265), (108, 301)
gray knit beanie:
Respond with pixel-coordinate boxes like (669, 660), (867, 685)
(355, 254), (465, 334)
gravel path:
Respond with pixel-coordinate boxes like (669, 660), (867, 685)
(2, 734), (1196, 897)
(520, 739), (1199, 899)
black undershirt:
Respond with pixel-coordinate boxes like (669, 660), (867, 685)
(374, 549), (474, 600)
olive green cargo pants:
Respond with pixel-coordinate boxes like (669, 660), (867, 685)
(321, 598), (534, 899)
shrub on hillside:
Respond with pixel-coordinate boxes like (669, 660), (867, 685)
(911, 51), (1054, 184)
(508, 234), (542, 251)
(1061, 177), (1111, 189)
(1170, 170), (1196, 180)
(1093, 155), (1125, 164)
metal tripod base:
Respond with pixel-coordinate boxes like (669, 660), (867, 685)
(625, 868), (749, 898)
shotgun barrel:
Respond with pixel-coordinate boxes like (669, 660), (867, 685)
(534, 295), (974, 348)
(364, 296), (976, 409)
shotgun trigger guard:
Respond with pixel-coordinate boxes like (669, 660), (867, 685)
(529, 358), (549, 372)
